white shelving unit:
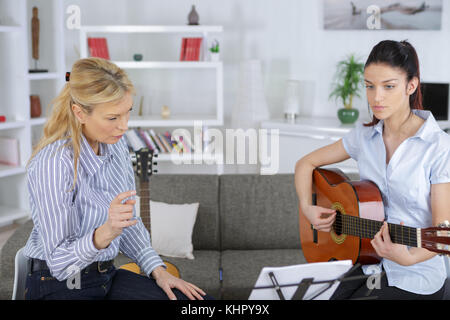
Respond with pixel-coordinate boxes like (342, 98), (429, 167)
(79, 25), (224, 128)
(0, 0), (65, 227)
(79, 24), (225, 171)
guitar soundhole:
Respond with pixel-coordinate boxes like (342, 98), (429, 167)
(333, 211), (343, 236)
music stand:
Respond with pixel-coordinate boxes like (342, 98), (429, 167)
(249, 260), (379, 300)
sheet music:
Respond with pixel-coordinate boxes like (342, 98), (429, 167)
(249, 260), (353, 300)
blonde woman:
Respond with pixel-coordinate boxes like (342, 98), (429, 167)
(23, 58), (210, 300)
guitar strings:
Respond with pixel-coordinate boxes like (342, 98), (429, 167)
(330, 213), (418, 247)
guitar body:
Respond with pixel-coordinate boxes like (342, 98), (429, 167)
(299, 168), (385, 265)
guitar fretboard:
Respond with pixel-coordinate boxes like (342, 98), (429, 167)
(334, 213), (418, 247)
(139, 181), (151, 233)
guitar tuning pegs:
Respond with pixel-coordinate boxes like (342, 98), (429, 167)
(153, 162), (158, 165)
(153, 169), (158, 173)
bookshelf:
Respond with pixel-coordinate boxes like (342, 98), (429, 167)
(79, 24), (225, 170)
(79, 24), (224, 128)
(0, 0), (65, 227)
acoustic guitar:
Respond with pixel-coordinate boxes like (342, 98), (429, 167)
(299, 168), (450, 265)
(119, 147), (180, 278)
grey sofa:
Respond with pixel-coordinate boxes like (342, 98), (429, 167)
(1, 173), (448, 300)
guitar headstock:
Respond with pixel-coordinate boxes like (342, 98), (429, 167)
(421, 225), (450, 256)
(131, 148), (158, 182)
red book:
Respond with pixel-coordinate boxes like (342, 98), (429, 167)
(87, 38), (96, 57)
(193, 38), (202, 61)
(180, 38), (187, 61)
(98, 38), (110, 60)
(185, 38), (191, 61)
(87, 37), (110, 60)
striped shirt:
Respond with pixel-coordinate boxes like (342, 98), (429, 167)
(24, 133), (165, 281)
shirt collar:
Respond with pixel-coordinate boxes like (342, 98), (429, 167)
(79, 133), (113, 176)
(366, 109), (440, 143)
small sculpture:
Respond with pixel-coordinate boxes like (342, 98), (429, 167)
(188, 5), (199, 25)
(30, 95), (42, 118)
(29, 7), (47, 73)
(161, 105), (170, 119)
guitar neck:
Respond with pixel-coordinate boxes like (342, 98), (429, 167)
(335, 213), (419, 247)
(139, 181), (151, 233)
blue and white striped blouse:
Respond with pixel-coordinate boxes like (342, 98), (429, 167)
(23, 133), (165, 281)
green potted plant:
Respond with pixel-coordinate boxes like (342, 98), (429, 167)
(209, 39), (220, 62)
(329, 54), (365, 124)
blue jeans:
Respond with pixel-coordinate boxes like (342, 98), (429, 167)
(25, 265), (214, 300)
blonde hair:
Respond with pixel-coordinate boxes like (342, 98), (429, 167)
(28, 57), (135, 191)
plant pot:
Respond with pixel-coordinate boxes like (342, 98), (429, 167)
(337, 108), (359, 124)
(210, 52), (220, 62)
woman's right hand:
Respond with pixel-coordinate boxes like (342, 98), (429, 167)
(94, 190), (138, 250)
(302, 205), (336, 232)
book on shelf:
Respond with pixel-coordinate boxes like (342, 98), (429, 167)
(125, 129), (197, 155)
(149, 129), (168, 153)
(179, 37), (203, 61)
(158, 133), (173, 153)
(160, 133), (174, 152)
(124, 130), (146, 151)
(87, 37), (110, 60)
(140, 129), (159, 154)
(0, 137), (20, 166)
(171, 134), (185, 153)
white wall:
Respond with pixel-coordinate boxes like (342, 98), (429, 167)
(61, 0), (450, 125)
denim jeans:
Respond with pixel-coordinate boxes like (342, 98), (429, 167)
(25, 265), (214, 300)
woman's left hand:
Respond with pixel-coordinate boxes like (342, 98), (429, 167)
(371, 221), (414, 266)
(151, 266), (206, 300)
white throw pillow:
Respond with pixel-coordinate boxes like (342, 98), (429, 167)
(149, 200), (199, 259)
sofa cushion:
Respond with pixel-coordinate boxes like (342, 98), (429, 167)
(221, 249), (307, 300)
(220, 174), (301, 250)
(159, 250), (221, 299)
(149, 175), (220, 250)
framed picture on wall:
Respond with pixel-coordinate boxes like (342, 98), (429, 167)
(323, 0), (443, 30)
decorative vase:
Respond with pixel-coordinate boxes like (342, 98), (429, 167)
(337, 108), (359, 124)
(30, 95), (41, 118)
(188, 5), (199, 25)
(133, 54), (143, 61)
(283, 80), (301, 121)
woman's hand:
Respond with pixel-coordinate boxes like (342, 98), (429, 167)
(94, 190), (138, 250)
(371, 221), (414, 266)
(302, 205), (336, 232)
(151, 266), (206, 300)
